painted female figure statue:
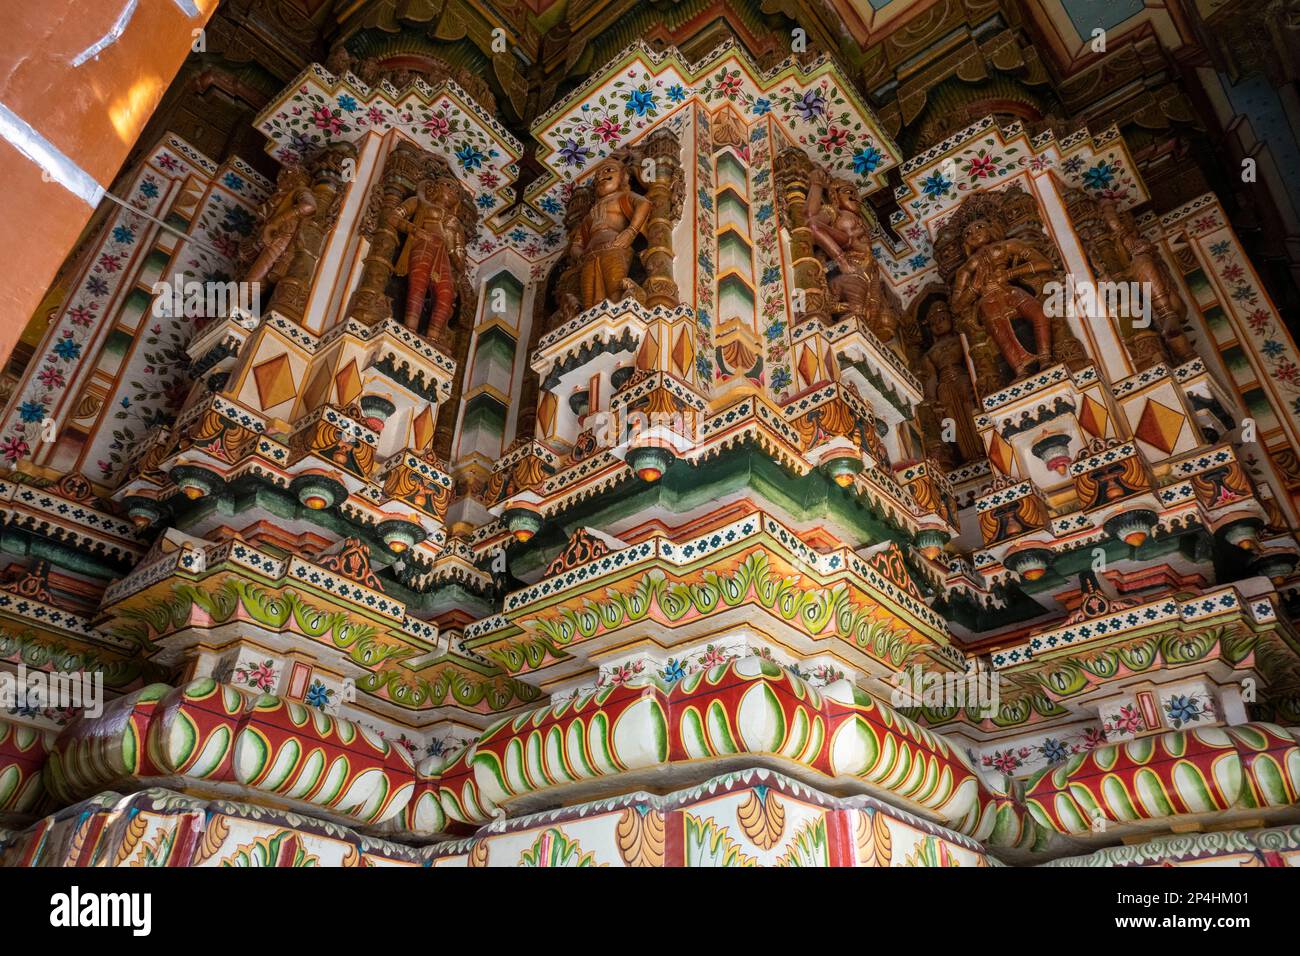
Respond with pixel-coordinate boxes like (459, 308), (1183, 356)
(569, 157), (652, 310)
(394, 176), (469, 335)
(950, 217), (1056, 378)
(807, 166), (897, 340)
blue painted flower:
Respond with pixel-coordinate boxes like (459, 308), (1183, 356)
(920, 171), (952, 197)
(336, 94), (358, 112)
(761, 266), (781, 285)
(53, 338), (81, 361)
(661, 658), (687, 683)
(539, 195), (562, 214)
(305, 680), (333, 710)
(697, 188), (714, 212)
(456, 145), (487, 171)
(853, 145), (883, 175)
(1039, 738), (1070, 763)
(558, 138), (590, 169)
(667, 84), (686, 103)
(1164, 694), (1203, 728)
(1263, 339), (1284, 357)
(112, 225), (135, 244)
(139, 180), (159, 198)
(476, 194), (496, 209)
(755, 203), (773, 222)
(794, 89), (826, 121)
(1210, 240), (1231, 257)
(752, 97), (771, 115)
(18, 401), (45, 423)
(509, 228), (528, 242)
(696, 353), (714, 380)
(625, 88), (657, 117)
(908, 254), (928, 269)
(765, 320), (786, 341)
(86, 276), (109, 296)
(771, 366), (792, 391)
(222, 172), (245, 191)
(1083, 160), (1115, 190)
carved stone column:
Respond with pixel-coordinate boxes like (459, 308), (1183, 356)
(634, 128), (684, 308)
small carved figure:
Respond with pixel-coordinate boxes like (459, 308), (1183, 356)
(920, 299), (983, 464)
(568, 157), (652, 310)
(807, 166), (897, 340)
(394, 176), (470, 336)
(245, 172), (317, 285)
(1101, 201), (1196, 365)
(950, 217), (1056, 378)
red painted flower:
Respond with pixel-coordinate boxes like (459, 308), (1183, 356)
(966, 154), (997, 178)
(422, 114), (451, 139)
(312, 106), (343, 134)
(593, 117), (622, 143)
(818, 126), (849, 151)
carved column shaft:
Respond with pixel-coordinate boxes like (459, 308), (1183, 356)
(637, 129), (682, 309)
(775, 148), (831, 326)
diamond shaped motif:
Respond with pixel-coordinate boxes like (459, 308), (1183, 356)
(252, 353), (296, 410)
(1078, 394), (1108, 438)
(1134, 398), (1184, 454)
(335, 359), (362, 407)
(671, 327), (694, 378)
(987, 431), (1015, 476)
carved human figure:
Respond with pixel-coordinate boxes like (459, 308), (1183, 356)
(950, 217), (1055, 378)
(394, 177), (468, 335)
(920, 299), (983, 464)
(568, 157), (652, 309)
(807, 167), (897, 339)
(1101, 201), (1196, 365)
(246, 184), (317, 285)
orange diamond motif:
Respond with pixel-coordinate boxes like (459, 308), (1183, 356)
(796, 344), (820, 386)
(1078, 395), (1109, 438)
(335, 359), (362, 407)
(671, 327), (695, 378)
(637, 331), (659, 370)
(988, 431), (1015, 476)
(412, 406), (434, 450)
(1134, 399), (1185, 454)
(302, 363), (332, 412)
(252, 354), (296, 410)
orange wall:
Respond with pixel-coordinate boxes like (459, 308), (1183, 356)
(0, 0), (219, 368)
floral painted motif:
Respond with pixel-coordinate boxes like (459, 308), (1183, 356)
(1163, 693), (1215, 729)
(234, 659), (278, 693)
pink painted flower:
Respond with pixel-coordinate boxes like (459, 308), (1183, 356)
(98, 253), (122, 273)
(593, 117), (622, 143)
(69, 306), (96, 326)
(366, 106), (385, 126)
(312, 106), (343, 134)
(422, 114), (451, 139)
(717, 74), (743, 98)
(37, 367), (65, 389)
(818, 126), (849, 151)
(0, 436), (29, 462)
(966, 154), (997, 178)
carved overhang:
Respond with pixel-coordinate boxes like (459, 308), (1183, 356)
(0, 477), (146, 573)
(532, 299), (673, 391)
(117, 392), (454, 555)
(95, 537), (536, 721)
(464, 510), (960, 685)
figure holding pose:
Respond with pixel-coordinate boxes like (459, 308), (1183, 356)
(569, 157), (652, 310)
(245, 181), (316, 285)
(394, 177), (470, 336)
(807, 166), (897, 339)
(950, 218), (1056, 378)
